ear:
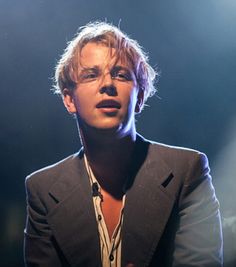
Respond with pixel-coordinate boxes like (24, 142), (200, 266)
(135, 89), (144, 113)
(62, 88), (77, 114)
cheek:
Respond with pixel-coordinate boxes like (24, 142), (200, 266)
(73, 95), (88, 115)
(121, 83), (138, 98)
(73, 88), (92, 109)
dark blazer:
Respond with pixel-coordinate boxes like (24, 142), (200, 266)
(24, 135), (223, 267)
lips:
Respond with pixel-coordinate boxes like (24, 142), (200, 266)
(96, 99), (121, 109)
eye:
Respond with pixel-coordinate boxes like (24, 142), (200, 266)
(79, 68), (99, 82)
(111, 68), (133, 81)
(83, 73), (97, 79)
(117, 72), (129, 80)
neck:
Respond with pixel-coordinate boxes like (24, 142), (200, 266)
(80, 125), (137, 194)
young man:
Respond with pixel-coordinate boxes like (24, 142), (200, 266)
(24, 22), (223, 267)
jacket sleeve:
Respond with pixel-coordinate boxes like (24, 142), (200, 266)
(173, 152), (223, 267)
(24, 175), (68, 267)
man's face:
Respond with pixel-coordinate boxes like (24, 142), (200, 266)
(63, 42), (143, 136)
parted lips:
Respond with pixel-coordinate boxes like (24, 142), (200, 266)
(96, 99), (121, 109)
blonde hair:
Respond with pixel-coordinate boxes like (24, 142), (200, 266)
(53, 21), (157, 107)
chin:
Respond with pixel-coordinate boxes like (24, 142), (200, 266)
(80, 117), (133, 136)
(94, 124), (122, 132)
(92, 118), (123, 130)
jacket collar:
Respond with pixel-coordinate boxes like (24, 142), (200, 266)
(122, 135), (176, 267)
(47, 148), (101, 267)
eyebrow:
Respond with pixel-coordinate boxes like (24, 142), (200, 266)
(79, 66), (100, 73)
(111, 65), (132, 73)
(80, 65), (132, 73)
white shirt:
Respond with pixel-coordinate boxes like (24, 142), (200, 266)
(84, 155), (125, 267)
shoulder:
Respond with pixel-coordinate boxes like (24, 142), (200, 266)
(141, 134), (208, 163)
(152, 141), (208, 165)
(25, 149), (83, 191)
(139, 134), (210, 183)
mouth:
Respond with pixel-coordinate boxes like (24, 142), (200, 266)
(96, 99), (121, 109)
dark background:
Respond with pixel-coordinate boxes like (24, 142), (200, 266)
(1, 0), (236, 266)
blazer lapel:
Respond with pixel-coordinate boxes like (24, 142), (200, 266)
(47, 150), (101, 267)
(122, 139), (177, 267)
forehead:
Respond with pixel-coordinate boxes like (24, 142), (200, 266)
(79, 42), (132, 69)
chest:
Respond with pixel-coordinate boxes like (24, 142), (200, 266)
(100, 190), (124, 239)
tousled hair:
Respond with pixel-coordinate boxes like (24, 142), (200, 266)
(53, 21), (157, 108)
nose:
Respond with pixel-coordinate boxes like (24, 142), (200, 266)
(99, 73), (117, 96)
(100, 85), (117, 96)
